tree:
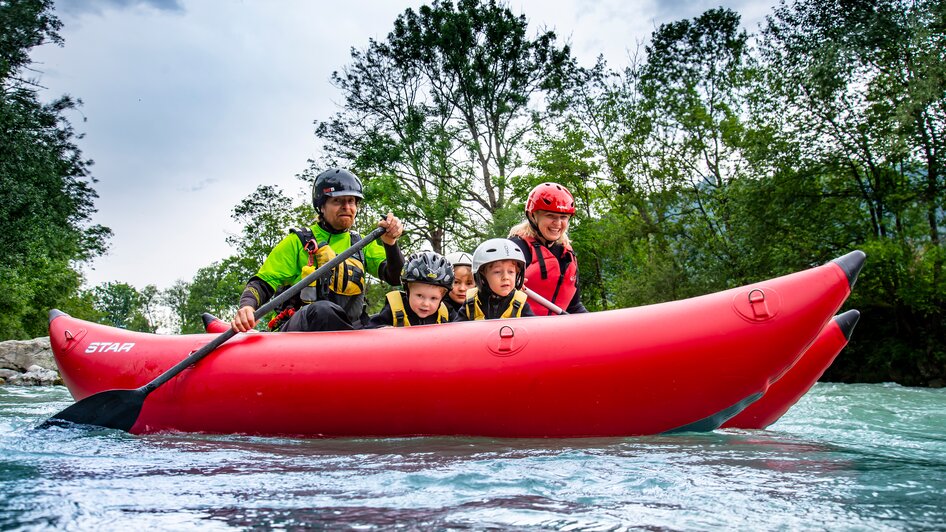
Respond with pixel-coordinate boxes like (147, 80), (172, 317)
(316, 37), (466, 254)
(638, 8), (765, 288)
(161, 186), (307, 333)
(161, 279), (190, 334)
(760, 0), (945, 384)
(763, 0), (945, 251)
(91, 282), (151, 331)
(526, 9), (765, 309)
(315, 0), (574, 252)
(226, 185), (306, 266)
(0, 0), (110, 339)
(178, 258), (246, 333)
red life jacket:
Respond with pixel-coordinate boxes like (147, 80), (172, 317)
(521, 236), (578, 316)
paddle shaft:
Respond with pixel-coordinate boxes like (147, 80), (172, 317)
(142, 226), (386, 393)
(523, 286), (568, 315)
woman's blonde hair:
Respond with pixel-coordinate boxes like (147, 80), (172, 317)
(508, 216), (571, 247)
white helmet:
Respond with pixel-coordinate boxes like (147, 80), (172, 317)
(471, 238), (527, 294)
(445, 251), (473, 268)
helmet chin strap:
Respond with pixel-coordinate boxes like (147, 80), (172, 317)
(528, 213), (551, 245)
(474, 272), (494, 300)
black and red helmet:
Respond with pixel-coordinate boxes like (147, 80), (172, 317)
(312, 168), (364, 212)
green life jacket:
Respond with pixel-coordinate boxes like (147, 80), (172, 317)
(291, 227), (368, 325)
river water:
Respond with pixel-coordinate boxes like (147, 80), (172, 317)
(1, 383), (944, 530)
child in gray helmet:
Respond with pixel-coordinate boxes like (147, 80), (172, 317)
(367, 252), (456, 327)
(454, 238), (535, 321)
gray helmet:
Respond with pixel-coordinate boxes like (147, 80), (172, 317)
(312, 168), (364, 212)
(445, 251), (473, 268)
(471, 238), (526, 291)
(401, 252), (455, 291)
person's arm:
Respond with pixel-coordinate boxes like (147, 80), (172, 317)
(233, 277), (274, 332)
(376, 243), (405, 286)
(365, 213), (405, 286)
(365, 302), (394, 329)
(232, 234), (300, 332)
(565, 281), (588, 314)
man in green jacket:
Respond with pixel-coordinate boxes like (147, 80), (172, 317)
(231, 168), (405, 332)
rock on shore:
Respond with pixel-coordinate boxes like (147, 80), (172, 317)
(0, 337), (62, 386)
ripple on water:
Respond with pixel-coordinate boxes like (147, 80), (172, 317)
(1, 384), (945, 530)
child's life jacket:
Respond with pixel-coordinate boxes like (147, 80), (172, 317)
(384, 291), (449, 327)
(462, 288), (528, 320)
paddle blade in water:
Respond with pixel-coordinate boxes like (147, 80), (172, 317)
(39, 389), (146, 432)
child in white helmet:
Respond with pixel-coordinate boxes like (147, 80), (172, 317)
(455, 238), (535, 321)
(444, 251), (475, 316)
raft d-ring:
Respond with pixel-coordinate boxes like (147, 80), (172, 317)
(59, 327), (87, 352)
(488, 325), (529, 356)
(747, 288), (770, 319)
(732, 287), (781, 323)
(498, 326), (515, 351)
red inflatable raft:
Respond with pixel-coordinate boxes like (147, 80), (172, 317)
(723, 309), (859, 429)
(48, 251), (864, 438)
(202, 309), (862, 431)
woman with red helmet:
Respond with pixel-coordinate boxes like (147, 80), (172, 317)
(508, 182), (588, 315)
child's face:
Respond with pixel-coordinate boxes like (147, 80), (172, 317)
(483, 260), (519, 298)
(449, 266), (475, 304)
(408, 282), (447, 318)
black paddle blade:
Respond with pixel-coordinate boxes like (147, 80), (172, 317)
(39, 389), (147, 432)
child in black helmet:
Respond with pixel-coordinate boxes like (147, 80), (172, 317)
(367, 252), (456, 327)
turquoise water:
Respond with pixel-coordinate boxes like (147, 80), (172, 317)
(1, 383), (944, 530)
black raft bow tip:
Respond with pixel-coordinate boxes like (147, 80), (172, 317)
(201, 313), (218, 329)
(831, 250), (867, 289)
(834, 309), (861, 341)
(49, 308), (68, 323)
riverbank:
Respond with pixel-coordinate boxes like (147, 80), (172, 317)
(0, 338), (61, 386)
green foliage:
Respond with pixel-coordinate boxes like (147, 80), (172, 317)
(0, 0), (110, 339)
(758, 0), (945, 384)
(89, 282), (154, 332)
(314, 0), (574, 252)
(827, 239), (945, 385)
(226, 185), (307, 268)
(178, 258), (247, 333)
(11, 0), (931, 386)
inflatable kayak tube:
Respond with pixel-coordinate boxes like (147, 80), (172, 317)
(204, 310), (860, 431)
(48, 251), (864, 438)
(723, 309), (859, 429)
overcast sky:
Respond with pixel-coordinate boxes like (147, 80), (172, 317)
(31, 0), (776, 290)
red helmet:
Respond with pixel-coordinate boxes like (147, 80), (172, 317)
(525, 182), (575, 215)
